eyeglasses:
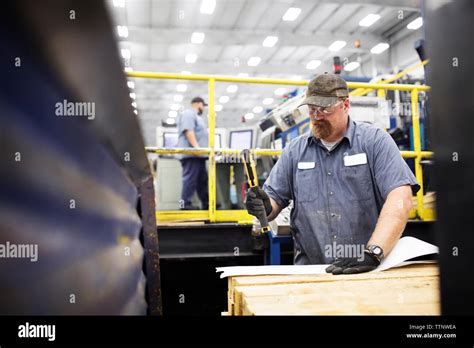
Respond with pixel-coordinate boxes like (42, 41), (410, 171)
(308, 100), (344, 116)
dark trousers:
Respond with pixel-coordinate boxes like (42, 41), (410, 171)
(180, 158), (208, 209)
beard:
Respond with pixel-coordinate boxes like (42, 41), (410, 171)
(311, 119), (333, 139)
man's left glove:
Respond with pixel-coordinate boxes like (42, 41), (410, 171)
(325, 251), (380, 275)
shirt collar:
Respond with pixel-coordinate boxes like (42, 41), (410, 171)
(306, 116), (355, 149)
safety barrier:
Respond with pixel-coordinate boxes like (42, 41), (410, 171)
(127, 71), (433, 223)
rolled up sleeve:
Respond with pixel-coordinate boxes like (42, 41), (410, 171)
(373, 130), (420, 200)
(263, 146), (293, 209)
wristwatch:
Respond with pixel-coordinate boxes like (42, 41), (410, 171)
(365, 244), (385, 263)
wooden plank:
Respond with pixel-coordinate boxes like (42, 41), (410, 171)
(241, 276), (439, 315)
(227, 277), (235, 315)
(233, 263), (438, 287)
(228, 264), (438, 315)
(227, 264), (440, 315)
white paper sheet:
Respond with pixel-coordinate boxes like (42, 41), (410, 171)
(216, 236), (438, 279)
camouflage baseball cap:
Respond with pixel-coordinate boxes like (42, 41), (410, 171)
(298, 73), (349, 108)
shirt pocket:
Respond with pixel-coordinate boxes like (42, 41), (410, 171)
(341, 164), (372, 201)
(295, 168), (317, 202)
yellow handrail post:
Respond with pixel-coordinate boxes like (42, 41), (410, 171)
(411, 89), (425, 220)
(208, 78), (217, 223)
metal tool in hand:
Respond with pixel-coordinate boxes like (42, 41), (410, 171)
(241, 149), (271, 234)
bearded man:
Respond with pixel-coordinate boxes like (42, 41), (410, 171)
(245, 73), (420, 274)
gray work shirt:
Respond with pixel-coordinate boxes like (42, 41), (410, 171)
(176, 108), (209, 158)
(263, 117), (420, 265)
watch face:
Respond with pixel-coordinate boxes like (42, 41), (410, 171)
(372, 246), (382, 255)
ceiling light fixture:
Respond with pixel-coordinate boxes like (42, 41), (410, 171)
(177, 84), (187, 92)
(244, 113), (255, 120)
(227, 85), (238, 93)
(247, 56), (261, 67)
(274, 88), (287, 96)
(344, 62), (360, 72)
(370, 42), (390, 54)
(185, 53), (198, 63)
(117, 25), (128, 38)
(407, 17), (423, 30)
(359, 14), (381, 27)
(262, 36), (279, 47)
(306, 60), (321, 70)
(191, 32), (205, 44)
(121, 48), (131, 59)
(328, 40), (346, 52)
(282, 7), (301, 21)
(200, 0), (216, 15)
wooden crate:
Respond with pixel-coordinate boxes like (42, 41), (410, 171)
(226, 264), (440, 316)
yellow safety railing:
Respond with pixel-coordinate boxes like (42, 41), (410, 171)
(128, 71), (433, 223)
(350, 60), (429, 97)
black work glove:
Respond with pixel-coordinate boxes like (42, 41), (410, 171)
(325, 252), (380, 275)
(245, 187), (272, 218)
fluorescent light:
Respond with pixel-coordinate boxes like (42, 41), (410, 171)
(219, 96), (229, 103)
(274, 88), (287, 96)
(263, 98), (274, 105)
(344, 62), (360, 72)
(181, 71), (191, 75)
(168, 110), (178, 118)
(328, 41), (346, 52)
(407, 17), (423, 30)
(359, 14), (380, 27)
(185, 53), (198, 63)
(214, 105), (223, 112)
(133, 109), (138, 115)
(227, 85), (238, 93)
(262, 36), (278, 47)
(200, 0), (216, 14)
(244, 113), (255, 120)
(127, 81), (135, 89)
(177, 84), (187, 92)
(129, 92), (136, 99)
(131, 102), (137, 108)
(191, 32), (205, 44)
(174, 94), (183, 102)
(124, 67), (133, 72)
(253, 106), (263, 113)
(238, 73), (249, 77)
(113, 0), (125, 8)
(370, 42), (390, 54)
(121, 48), (131, 59)
(247, 56), (261, 67)
(306, 60), (321, 70)
(166, 118), (176, 125)
(282, 7), (301, 21)
(170, 104), (181, 111)
(117, 25), (128, 38)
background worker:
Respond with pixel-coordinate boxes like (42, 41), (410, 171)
(246, 73), (420, 274)
(176, 97), (209, 210)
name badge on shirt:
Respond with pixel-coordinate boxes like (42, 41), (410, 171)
(343, 153), (368, 167)
(298, 161), (316, 170)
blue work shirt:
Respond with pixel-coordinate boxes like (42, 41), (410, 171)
(176, 108), (209, 158)
(263, 117), (420, 265)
